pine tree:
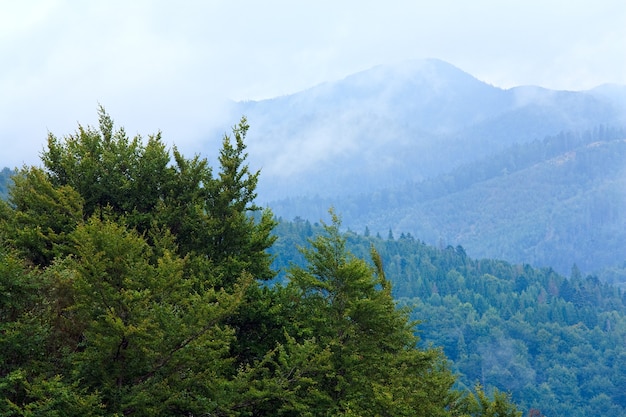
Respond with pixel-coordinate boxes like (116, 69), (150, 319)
(0, 109), (280, 415)
(287, 210), (457, 416)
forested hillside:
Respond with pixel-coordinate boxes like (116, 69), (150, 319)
(271, 126), (626, 276)
(0, 109), (519, 416)
(212, 59), (626, 277)
(271, 219), (626, 417)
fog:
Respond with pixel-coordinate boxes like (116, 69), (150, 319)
(1, 1), (625, 168)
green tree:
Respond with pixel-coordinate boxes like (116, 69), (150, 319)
(41, 107), (276, 285)
(52, 215), (251, 415)
(287, 210), (457, 416)
(0, 229), (104, 416)
(458, 385), (522, 417)
(0, 167), (83, 266)
(0, 109), (280, 415)
(203, 117), (276, 285)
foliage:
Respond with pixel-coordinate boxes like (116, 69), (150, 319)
(270, 219), (626, 417)
(0, 109), (520, 416)
(0, 167), (83, 265)
(457, 385), (521, 417)
(286, 210), (457, 415)
(0, 109), (278, 415)
(39, 106), (276, 283)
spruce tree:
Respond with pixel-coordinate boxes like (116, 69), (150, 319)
(287, 210), (457, 416)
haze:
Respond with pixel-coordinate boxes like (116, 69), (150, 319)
(1, 0), (625, 167)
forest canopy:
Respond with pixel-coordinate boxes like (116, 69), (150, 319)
(0, 108), (519, 416)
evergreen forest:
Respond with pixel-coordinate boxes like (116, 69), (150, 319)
(272, 221), (626, 416)
(0, 109), (523, 416)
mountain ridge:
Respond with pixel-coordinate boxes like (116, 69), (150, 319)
(217, 59), (626, 275)
(268, 126), (626, 276)
(224, 59), (625, 202)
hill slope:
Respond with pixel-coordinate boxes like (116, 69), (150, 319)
(226, 61), (626, 274)
(223, 59), (626, 202)
(271, 128), (626, 275)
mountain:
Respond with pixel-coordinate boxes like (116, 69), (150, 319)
(222, 59), (625, 202)
(214, 59), (626, 275)
(271, 128), (626, 276)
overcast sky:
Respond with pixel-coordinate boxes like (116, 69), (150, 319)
(1, 0), (625, 167)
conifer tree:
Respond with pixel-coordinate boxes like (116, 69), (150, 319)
(287, 210), (457, 416)
(0, 109), (279, 415)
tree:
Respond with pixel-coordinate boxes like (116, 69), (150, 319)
(41, 107), (276, 286)
(0, 167), (83, 266)
(52, 215), (252, 415)
(287, 210), (457, 416)
(0, 109), (280, 415)
(458, 384), (522, 417)
(0, 224), (105, 416)
(42, 107), (171, 225)
(203, 117), (276, 285)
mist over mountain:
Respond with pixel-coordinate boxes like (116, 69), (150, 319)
(226, 59), (625, 203)
(2, 59), (623, 276)
(212, 59), (626, 276)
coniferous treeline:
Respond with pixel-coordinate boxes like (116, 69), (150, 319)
(271, 219), (626, 417)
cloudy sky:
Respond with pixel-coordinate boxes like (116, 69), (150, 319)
(1, 0), (625, 167)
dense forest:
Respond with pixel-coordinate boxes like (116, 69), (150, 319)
(0, 109), (521, 416)
(271, 220), (626, 416)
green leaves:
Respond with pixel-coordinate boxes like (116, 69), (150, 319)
(1, 372), (105, 417)
(52, 215), (254, 414)
(1, 167), (83, 266)
(457, 385), (522, 417)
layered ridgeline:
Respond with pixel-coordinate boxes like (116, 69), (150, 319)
(272, 127), (626, 277)
(228, 59), (626, 202)
(271, 219), (626, 417)
(222, 59), (626, 276)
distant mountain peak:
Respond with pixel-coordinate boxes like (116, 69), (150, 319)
(319, 58), (491, 98)
(226, 60), (626, 207)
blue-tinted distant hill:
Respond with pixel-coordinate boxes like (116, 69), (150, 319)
(0, 167), (15, 200)
(226, 59), (626, 202)
(271, 128), (626, 276)
(217, 60), (626, 275)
